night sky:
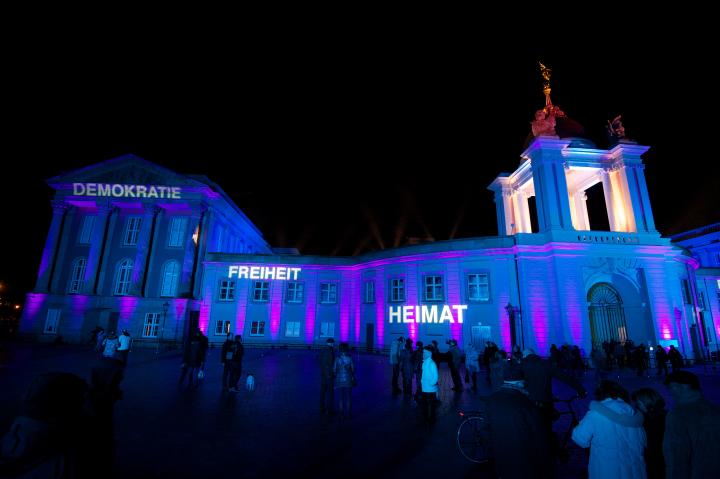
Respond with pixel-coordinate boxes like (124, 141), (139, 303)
(2, 34), (718, 300)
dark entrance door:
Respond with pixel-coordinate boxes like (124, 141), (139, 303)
(107, 312), (119, 334)
(587, 283), (627, 349)
(366, 323), (374, 353)
(186, 311), (199, 342)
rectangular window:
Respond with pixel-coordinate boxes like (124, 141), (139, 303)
(44, 309), (61, 334)
(285, 321), (300, 337)
(143, 313), (161, 338)
(363, 280), (375, 303)
(253, 281), (270, 302)
(78, 216), (95, 244)
(319, 283), (337, 304)
(389, 278), (405, 302)
(219, 280), (236, 301)
(681, 279), (692, 304)
(215, 320), (231, 335)
(250, 321), (265, 336)
(320, 322), (335, 338)
(123, 217), (142, 246)
(698, 291), (706, 309)
(467, 273), (491, 302)
(286, 282), (304, 303)
(167, 217), (188, 247)
(423, 275), (444, 302)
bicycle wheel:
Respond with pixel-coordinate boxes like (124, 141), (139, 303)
(457, 416), (492, 464)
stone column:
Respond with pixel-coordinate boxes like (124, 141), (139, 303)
(530, 149), (574, 231)
(601, 170), (617, 231)
(49, 205), (77, 293)
(95, 207), (120, 296)
(132, 205), (161, 297)
(142, 206), (164, 297)
(83, 203), (112, 294)
(35, 200), (69, 292)
(192, 207), (213, 299)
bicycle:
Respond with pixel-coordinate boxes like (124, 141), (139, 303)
(456, 409), (492, 464)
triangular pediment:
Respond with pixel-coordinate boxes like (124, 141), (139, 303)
(48, 154), (208, 188)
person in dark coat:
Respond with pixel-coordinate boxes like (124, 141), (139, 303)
(319, 338), (335, 414)
(632, 387), (666, 479)
(663, 370), (720, 478)
(654, 345), (668, 376)
(178, 329), (208, 387)
(0, 372), (89, 478)
(220, 332), (234, 390)
(399, 339), (415, 396)
(486, 365), (552, 479)
(520, 349), (587, 458)
(667, 345), (683, 371)
(228, 335), (244, 392)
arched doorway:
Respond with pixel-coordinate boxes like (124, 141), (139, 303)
(588, 282), (628, 348)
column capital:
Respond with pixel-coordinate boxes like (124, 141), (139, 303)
(50, 200), (70, 212)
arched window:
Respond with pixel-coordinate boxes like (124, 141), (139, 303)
(114, 259), (134, 296)
(160, 261), (180, 297)
(68, 257), (87, 293)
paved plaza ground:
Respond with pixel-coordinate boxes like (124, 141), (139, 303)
(1, 341), (719, 478)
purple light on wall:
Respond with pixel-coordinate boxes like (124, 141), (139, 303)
(117, 296), (139, 332)
(199, 300), (211, 335)
(405, 269), (418, 343)
(353, 277), (361, 344)
(375, 270), (386, 350)
(304, 277), (318, 343)
(524, 260), (551, 354)
(643, 261), (675, 345)
(447, 263), (462, 346)
(269, 282), (283, 340)
(339, 272), (356, 343)
(234, 281), (248, 337)
(20, 293), (48, 333)
(558, 263), (584, 347)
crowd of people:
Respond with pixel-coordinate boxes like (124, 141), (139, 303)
(2, 331), (718, 478)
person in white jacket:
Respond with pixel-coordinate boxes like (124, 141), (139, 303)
(572, 380), (647, 479)
(420, 346), (439, 423)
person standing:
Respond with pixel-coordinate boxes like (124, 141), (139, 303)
(447, 339), (463, 392)
(667, 345), (683, 371)
(399, 339), (415, 397)
(179, 329), (207, 388)
(389, 336), (403, 394)
(654, 345), (668, 376)
(319, 338), (335, 415)
(102, 331), (120, 360)
(420, 346), (439, 424)
(572, 380), (646, 479)
(521, 348), (587, 459)
(663, 370), (720, 478)
(486, 366), (552, 479)
(465, 343), (479, 391)
(333, 342), (355, 419)
(632, 388), (667, 479)
(220, 332), (234, 390)
(116, 329), (132, 367)
(228, 335), (245, 392)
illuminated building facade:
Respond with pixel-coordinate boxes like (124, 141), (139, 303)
(20, 139), (716, 359)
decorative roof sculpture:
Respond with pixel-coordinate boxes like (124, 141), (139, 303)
(529, 62), (586, 140)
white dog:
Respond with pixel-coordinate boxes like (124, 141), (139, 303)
(245, 373), (256, 392)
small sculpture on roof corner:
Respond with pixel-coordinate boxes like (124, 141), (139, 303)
(606, 114), (626, 144)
